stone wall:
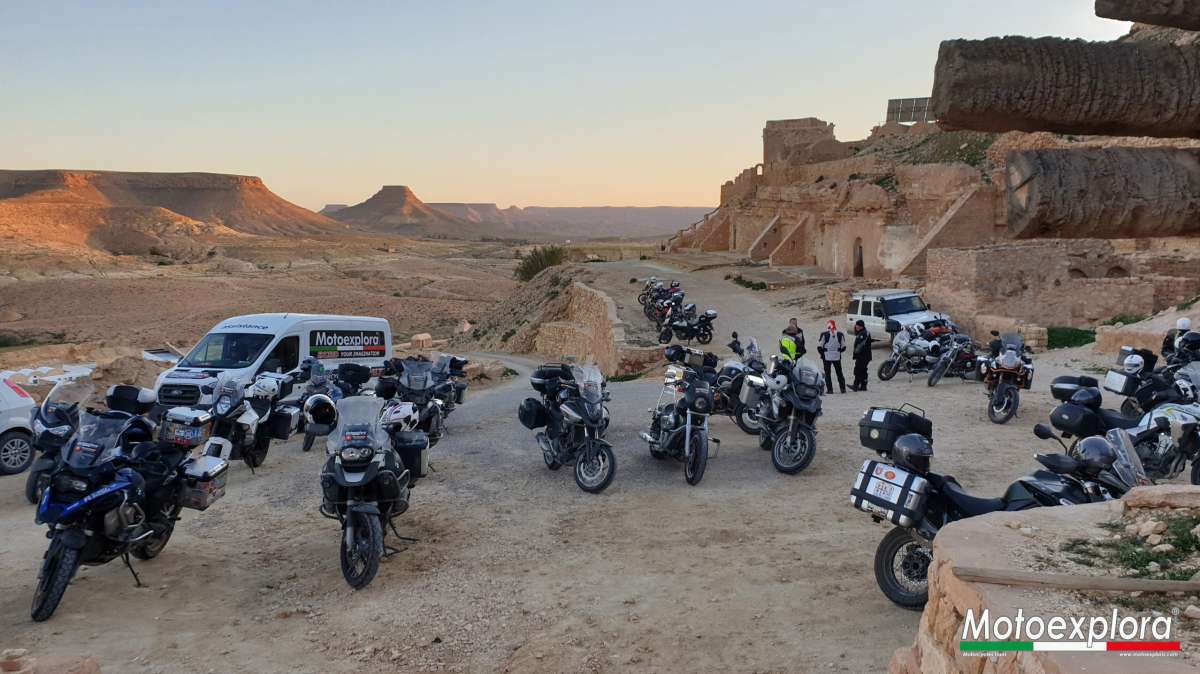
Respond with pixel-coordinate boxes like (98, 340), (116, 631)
(531, 282), (659, 377)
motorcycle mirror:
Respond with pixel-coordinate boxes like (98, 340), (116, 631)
(990, 330), (1000, 337)
(731, 331), (738, 339)
(1033, 423), (1055, 440)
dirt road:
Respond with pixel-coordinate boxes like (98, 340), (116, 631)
(0, 260), (1119, 673)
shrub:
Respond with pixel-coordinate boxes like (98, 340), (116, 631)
(730, 275), (768, 291)
(1047, 327), (1096, 349)
(629, 277), (638, 284)
(515, 245), (567, 281)
(1178, 295), (1200, 311)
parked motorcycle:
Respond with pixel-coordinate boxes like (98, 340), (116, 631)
(926, 335), (981, 387)
(756, 355), (824, 474)
(295, 358), (344, 452)
(720, 333), (768, 434)
(31, 387), (228, 620)
(1049, 373), (1200, 483)
(980, 331), (1034, 424)
(639, 362), (719, 485)
(851, 405), (1145, 609)
(25, 378), (92, 504)
(658, 308), (717, 345)
(519, 362), (616, 493)
(308, 395), (413, 589)
(378, 357), (452, 447)
(877, 324), (941, 381)
(430, 353), (470, 418)
(200, 372), (300, 470)
(636, 277), (662, 307)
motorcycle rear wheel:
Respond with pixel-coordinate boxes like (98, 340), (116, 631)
(875, 528), (930, 610)
(772, 426), (816, 474)
(684, 433), (708, 486)
(340, 511), (383, 589)
(877, 359), (899, 382)
(1191, 461), (1200, 486)
(733, 405), (760, 435)
(31, 540), (80, 622)
(302, 432), (316, 452)
(131, 502), (183, 561)
(696, 329), (713, 345)
(243, 433), (270, 469)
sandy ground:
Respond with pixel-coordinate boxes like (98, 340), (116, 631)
(0, 258), (1135, 673)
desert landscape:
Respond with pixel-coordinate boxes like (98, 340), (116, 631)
(6, 2), (1200, 674)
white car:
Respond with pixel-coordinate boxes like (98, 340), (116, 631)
(0, 379), (36, 475)
(846, 289), (950, 338)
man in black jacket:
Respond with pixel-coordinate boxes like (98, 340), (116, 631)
(849, 320), (873, 392)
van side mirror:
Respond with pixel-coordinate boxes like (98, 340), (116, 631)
(885, 320), (901, 334)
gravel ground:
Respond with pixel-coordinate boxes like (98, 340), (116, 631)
(0, 260), (1130, 673)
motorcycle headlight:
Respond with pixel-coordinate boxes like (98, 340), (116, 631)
(340, 446), (374, 463)
(53, 474), (89, 494)
(33, 419), (72, 437)
(214, 395), (233, 415)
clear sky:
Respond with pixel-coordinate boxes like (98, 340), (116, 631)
(1, 1), (1128, 210)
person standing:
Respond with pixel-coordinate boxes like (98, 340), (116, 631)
(817, 320), (847, 394)
(849, 320), (873, 392)
(782, 318), (806, 358)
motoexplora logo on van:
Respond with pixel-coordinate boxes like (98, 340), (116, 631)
(309, 330), (386, 360)
(959, 608), (1180, 656)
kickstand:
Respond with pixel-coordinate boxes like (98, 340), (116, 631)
(122, 552), (143, 588)
(388, 520), (419, 545)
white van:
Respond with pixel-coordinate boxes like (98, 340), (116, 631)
(155, 313), (393, 407)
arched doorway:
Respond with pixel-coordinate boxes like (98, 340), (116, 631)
(853, 237), (864, 277)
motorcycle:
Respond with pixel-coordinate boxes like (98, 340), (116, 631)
(1049, 373), (1200, 483)
(295, 358), (344, 452)
(378, 357), (452, 447)
(647, 292), (691, 329)
(430, 353), (470, 418)
(719, 333), (768, 434)
(200, 372), (300, 470)
(877, 324), (942, 381)
(980, 331), (1034, 424)
(31, 388), (228, 620)
(636, 277), (662, 307)
(657, 309), (717, 345)
(851, 405), (1145, 609)
(519, 362), (616, 493)
(756, 356), (824, 474)
(310, 395), (413, 589)
(926, 335), (981, 387)
(25, 378), (92, 504)
(639, 362), (719, 486)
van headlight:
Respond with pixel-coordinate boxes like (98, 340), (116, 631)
(340, 446), (374, 463)
(214, 395), (233, 415)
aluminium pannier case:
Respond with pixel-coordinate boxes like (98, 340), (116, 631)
(1103, 369), (1139, 397)
(850, 459), (930, 527)
(1051, 375), (1099, 402)
(266, 404), (302, 441)
(182, 455), (229, 510)
(453, 381), (467, 404)
(858, 407), (933, 454)
(391, 430), (429, 478)
(739, 375), (764, 408)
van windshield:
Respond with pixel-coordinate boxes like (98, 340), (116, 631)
(882, 295), (927, 317)
(180, 333), (273, 369)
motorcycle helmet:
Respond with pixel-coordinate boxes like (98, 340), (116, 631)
(375, 377), (398, 400)
(1069, 387), (1103, 411)
(670, 280), (680, 289)
(381, 401), (419, 429)
(1179, 317), (1193, 332)
(303, 394), (337, 427)
(250, 377), (281, 399)
(664, 344), (686, 364)
(106, 385), (156, 415)
(1123, 353), (1145, 375)
(1179, 331), (1200, 358)
(1075, 436), (1117, 479)
(684, 302), (697, 314)
(893, 433), (933, 474)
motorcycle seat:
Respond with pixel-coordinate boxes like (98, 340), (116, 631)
(941, 478), (1006, 517)
(1099, 408), (1142, 430)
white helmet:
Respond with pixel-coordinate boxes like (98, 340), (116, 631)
(381, 401), (419, 430)
(1179, 317), (1193, 332)
(249, 376), (280, 399)
(1124, 354), (1145, 375)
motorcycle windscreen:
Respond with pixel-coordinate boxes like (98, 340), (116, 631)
(574, 364), (605, 418)
(327, 396), (386, 454)
(1107, 428), (1150, 491)
(42, 378), (95, 419)
(1000, 333), (1025, 353)
(65, 411), (127, 469)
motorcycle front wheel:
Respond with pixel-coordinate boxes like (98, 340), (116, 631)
(684, 432), (708, 486)
(1191, 461), (1200, 486)
(574, 442), (616, 494)
(25, 467), (48, 505)
(877, 359), (899, 382)
(771, 426), (816, 474)
(875, 527), (931, 610)
(696, 328), (713, 345)
(302, 432), (316, 452)
(658, 328), (673, 345)
(31, 537), (81, 622)
(988, 386), (1019, 425)
(340, 511), (383, 589)
(243, 433), (271, 469)
(733, 404), (760, 435)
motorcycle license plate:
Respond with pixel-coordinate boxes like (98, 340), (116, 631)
(867, 478), (902, 504)
(171, 425), (203, 444)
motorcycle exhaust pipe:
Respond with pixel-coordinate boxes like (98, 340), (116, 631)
(638, 431), (655, 444)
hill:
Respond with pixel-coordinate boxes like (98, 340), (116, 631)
(328, 185), (466, 233)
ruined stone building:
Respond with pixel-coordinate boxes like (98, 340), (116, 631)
(669, 10), (1200, 337)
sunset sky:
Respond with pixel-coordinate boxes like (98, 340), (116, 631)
(1, 1), (1127, 210)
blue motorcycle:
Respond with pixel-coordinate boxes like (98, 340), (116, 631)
(32, 391), (227, 621)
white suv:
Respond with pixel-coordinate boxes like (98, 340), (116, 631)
(846, 289), (949, 337)
(0, 378), (35, 475)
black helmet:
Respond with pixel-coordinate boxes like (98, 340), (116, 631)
(375, 378), (398, 400)
(1069, 387), (1103, 411)
(893, 433), (933, 474)
(303, 394), (337, 427)
(1180, 331), (1200, 356)
(1075, 436), (1117, 479)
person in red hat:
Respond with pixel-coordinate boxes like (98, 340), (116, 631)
(817, 319), (847, 394)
